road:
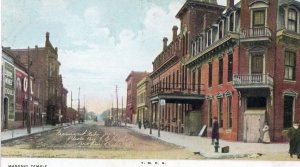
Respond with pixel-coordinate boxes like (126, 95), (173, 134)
(1, 122), (202, 159)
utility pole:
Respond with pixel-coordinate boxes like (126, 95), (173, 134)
(122, 96), (123, 125)
(78, 87), (80, 123)
(84, 95), (86, 122)
(71, 91), (72, 108)
(26, 46), (31, 134)
(116, 85), (119, 123)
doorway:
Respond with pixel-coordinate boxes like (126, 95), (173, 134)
(244, 97), (267, 142)
(3, 97), (8, 129)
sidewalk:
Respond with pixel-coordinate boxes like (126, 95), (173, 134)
(1, 123), (73, 143)
(127, 124), (289, 159)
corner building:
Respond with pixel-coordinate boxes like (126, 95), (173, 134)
(10, 32), (66, 125)
(184, 0), (300, 142)
(149, 0), (224, 135)
(150, 0), (300, 142)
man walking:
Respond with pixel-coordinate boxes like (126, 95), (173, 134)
(212, 117), (219, 145)
(288, 122), (298, 158)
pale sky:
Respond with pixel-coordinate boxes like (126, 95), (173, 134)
(2, 0), (231, 114)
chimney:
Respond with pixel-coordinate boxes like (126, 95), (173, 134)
(163, 37), (168, 50)
(227, 0), (234, 9)
(172, 25), (178, 41)
(55, 47), (58, 53)
(203, 14), (207, 30)
(46, 32), (50, 41)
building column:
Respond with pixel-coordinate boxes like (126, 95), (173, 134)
(150, 103), (153, 135)
(158, 98), (161, 137)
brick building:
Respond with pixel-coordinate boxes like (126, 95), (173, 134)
(148, 0), (300, 142)
(10, 32), (65, 125)
(2, 47), (41, 131)
(149, 0), (224, 136)
(125, 71), (148, 124)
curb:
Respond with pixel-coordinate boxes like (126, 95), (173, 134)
(1, 125), (71, 144)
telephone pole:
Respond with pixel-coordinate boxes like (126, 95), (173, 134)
(78, 87), (80, 123)
(26, 46), (31, 134)
(116, 85), (119, 123)
(121, 96), (123, 124)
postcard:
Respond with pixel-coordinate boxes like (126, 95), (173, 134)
(1, 0), (300, 167)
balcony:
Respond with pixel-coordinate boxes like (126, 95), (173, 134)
(150, 82), (205, 103)
(240, 27), (272, 47)
(233, 74), (273, 89)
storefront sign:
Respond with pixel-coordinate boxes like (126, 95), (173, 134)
(4, 62), (15, 120)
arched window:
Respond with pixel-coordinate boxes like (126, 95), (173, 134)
(288, 9), (297, 32)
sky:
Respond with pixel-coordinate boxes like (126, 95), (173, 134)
(2, 0), (232, 114)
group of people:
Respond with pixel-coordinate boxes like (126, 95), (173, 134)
(211, 117), (300, 158)
(288, 122), (300, 159)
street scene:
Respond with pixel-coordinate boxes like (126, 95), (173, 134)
(2, 122), (201, 159)
(1, 0), (300, 166)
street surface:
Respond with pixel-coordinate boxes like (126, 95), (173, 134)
(1, 122), (202, 159)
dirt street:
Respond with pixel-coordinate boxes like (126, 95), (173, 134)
(1, 123), (202, 159)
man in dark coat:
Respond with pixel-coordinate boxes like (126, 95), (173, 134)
(212, 117), (219, 145)
(294, 123), (300, 159)
(288, 123), (298, 158)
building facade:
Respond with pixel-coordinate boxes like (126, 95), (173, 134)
(147, 0), (300, 142)
(183, 0), (300, 142)
(136, 76), (151, 126)
(2, 48), (41, 131)
(125, 71), (148, 124)
(149, 0), (224, 135)
(10, 32), (65, 125)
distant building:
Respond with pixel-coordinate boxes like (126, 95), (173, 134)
(65, 107), (77, 123)
(125, 71), (148, 124)
(136, 76), (151, 126)
(9, 32), (65, 125)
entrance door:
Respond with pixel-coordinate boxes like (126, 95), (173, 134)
(3, 98), (8, 129)
(244, 110), (265, 142)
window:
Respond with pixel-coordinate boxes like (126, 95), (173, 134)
(197, 68), (201, 94)
(192, 70), (196, 91)
(176, 70), (179, 87)
(219, 58), (223, 84)
(218, 98), (223, 128)
(207, 29), (212, 46)
(173, 72), (175, 88)
(253, 10), (265, 27)
(219, 21), (224, 39)
(284, 96), (294, 128)
(285, 51), (296, 80)
(251, 54), (263, 74)
(288, 9), (297, 32)
(229, 13), (234, 31)
(228, 54), (233, 82)
(208, 99), (212, 127)
(227, 96), (232, 129)
(208, 62), (213, 87)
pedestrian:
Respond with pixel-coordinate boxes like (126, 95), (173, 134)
(144, 120), (147, 129)
(294, 123), (300, 159)
(287, 122), (298, 158)
(211, 117), (219, 145)
(262, 123), (270, 144)
(138, 120), (142, 129)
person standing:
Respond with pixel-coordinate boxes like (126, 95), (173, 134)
(294, 123), (300, 159)
(287, 122), (298, 158)
(212, 117), (219, 145)
(262, 123), (270, 144)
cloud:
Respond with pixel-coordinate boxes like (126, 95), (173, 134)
(2, 0), (184, 114)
